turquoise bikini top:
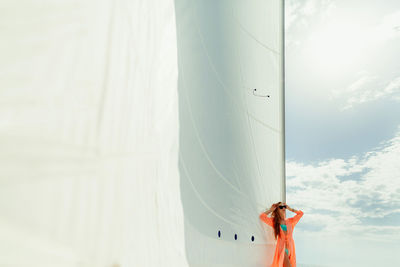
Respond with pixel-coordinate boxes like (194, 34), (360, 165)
(280, 224), (287, 232)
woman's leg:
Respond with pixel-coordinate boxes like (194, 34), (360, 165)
(283, 251), (292, 267)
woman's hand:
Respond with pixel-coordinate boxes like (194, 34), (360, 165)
(285, 204), (297, 213)
(270, 203), (279, 211)
(264, 203), (278, 214)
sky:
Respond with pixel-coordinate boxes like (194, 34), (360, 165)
(284, 0), (400, 266)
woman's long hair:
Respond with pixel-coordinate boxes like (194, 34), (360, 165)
(272, 202), (283, 240)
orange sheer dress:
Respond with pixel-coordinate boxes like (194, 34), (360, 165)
(259, 210), (304, 267)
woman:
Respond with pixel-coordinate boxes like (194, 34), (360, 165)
(259, 202), (303, 267)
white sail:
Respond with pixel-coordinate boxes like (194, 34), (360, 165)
(175, 0), (285, 266)
(0, 0), (188, 266)
(0, 0), (284, 266)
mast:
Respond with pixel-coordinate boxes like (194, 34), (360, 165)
(281, 0), (286, 203)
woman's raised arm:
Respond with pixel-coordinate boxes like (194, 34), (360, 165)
(259, 204), (277, 227)
(287, 205), (303, 227)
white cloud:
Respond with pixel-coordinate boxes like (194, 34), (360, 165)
(325, 10), (400, 110)
(287, 4), (400, 45)
(330, 74), (400, 110)
(287, 5), (400, 109)
(287, 125), (400, 242)
(285, 0), (337, 47)
(286, 0), (337, 29)
(370, 10), (400, 43)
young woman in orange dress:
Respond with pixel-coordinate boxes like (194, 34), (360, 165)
(259, 202), (304, 267)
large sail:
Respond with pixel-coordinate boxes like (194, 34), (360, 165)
(175, 0), (285, 266)
(0, 0), (189, 266)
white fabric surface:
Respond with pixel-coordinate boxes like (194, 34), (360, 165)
(0, 0), (188, 266)
(175, 0), (284, 266)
